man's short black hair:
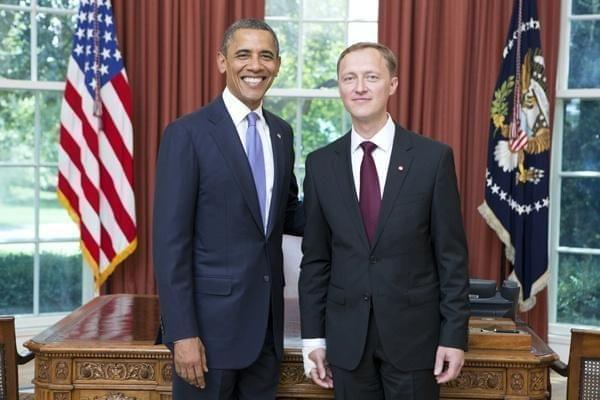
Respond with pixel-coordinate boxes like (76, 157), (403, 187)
(220, 18), (280, 56)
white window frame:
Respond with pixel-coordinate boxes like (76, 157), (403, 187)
(265, 0), (378, 180)
(548, 0), (600, 358)
(0, 0), (94, 333)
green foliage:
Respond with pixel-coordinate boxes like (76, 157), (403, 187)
(0, 9), (30, 80)
(562, 99), (600, 171)
(0, 253), (33, 315)
(490, 76), (514, 132)
(557, 254), (600, 326)
(39, 251), (82, 313)
(302, 23), (345, 89)
(269, 20), (298, 89)
(568, 20), (600, 88)
(560, 178), (600, 249)
(266, 0), (299, 19)
(573, 0), (600, 15)
(0, 91), (35, 162)
(0, 251), (82, 315)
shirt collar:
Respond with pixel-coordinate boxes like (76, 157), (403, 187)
(222, 87), (264, 126)
(351, 115), (395, 154)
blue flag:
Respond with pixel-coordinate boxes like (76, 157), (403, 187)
(478, 0), (551, 312)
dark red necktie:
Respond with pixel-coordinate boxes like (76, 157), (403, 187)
(359, 141), (381, 245)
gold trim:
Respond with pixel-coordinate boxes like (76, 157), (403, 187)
(57, 189), (138, 289)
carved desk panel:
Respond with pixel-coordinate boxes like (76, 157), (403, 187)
(25, 294), (556, 400)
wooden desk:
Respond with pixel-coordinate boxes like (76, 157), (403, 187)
(25, 294), (557, 400)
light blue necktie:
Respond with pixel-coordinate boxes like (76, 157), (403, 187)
(245, 112), (266, 230)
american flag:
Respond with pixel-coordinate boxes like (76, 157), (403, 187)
(57, 0), (136, 289)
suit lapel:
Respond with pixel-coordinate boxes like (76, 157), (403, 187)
(206, 97), (265, 234)
(263, 111), (283, 238)
(333, 133), (370, 250)
(371, 125), (414, 248)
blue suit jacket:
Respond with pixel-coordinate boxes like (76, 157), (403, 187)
(153, 96), (303, 370)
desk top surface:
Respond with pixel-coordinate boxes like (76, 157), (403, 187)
(26, 294), (555, 363)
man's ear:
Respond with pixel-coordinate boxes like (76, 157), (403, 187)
(274, 55), (281, 76)
(389, 76), (399, 96)
(216, 51), (226, 74)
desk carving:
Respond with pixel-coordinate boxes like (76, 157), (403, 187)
(25, 295), (557, 400)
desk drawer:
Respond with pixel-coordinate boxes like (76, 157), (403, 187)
(76, 389), (152, 400)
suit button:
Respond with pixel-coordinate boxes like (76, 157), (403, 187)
(363, 293), (370, 301)
(263, 275), (270, 282)
(370, 256), (377, 264)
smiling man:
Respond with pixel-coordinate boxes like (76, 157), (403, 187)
(298, 42), (470, 399)
(153, 19), (304, 400)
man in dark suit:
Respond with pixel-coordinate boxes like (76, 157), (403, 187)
(298, 42), (470, 399)
(153, 19), (304, 400)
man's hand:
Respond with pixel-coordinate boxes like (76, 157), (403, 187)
(174, 337), (208, 388)
(434, 346), (464, 384)
(308, 348), (333, 389)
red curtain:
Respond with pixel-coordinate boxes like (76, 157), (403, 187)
(103, 0), (265, 294)
(378, 0), (561, 339)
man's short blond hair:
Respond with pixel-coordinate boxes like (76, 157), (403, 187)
(336, 42), (398, 76)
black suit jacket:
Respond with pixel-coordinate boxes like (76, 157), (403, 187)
(298, 124), (469, 371)
(153, 96), (303, 371)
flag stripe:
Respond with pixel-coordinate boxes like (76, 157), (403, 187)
(110, 72), (134, 126)
(57, 171), (79, 216)
(99, 161), (137, 242)
(100, 96), (134, 186)
(100, 223), (117, 261)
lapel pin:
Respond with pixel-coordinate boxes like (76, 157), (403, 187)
(276, 133), (282, 139)
(398, 165), (404, 171)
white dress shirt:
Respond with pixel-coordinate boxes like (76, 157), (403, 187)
(222, 87), (274, 230)
(302, 115), (396, 376)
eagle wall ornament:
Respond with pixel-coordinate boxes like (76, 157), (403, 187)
(490, 49), (551, 184)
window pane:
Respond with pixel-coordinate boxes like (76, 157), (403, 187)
(37, 12), (75, 81)
(37, 0), (78, 8)
(40, 166), (78, 240)
(556, 253), (600, 326)
(0, 243), (34, 315)
(0, 90), (35, 162)
(266, 0), (299, 18)
(264, 96), (298, 129)
(40, 90), (63, 163)
(39, 241), (82, 313)
(349, 0), (378, 20)
(300, 98), (344, 165)
(572, 0), (600, 15)
(302, 23), (344, 89)
(0, 167), (35, 242)
(568, 21), (600, 88)
(0, 9), (31, 80)
(269, 20), (299, 89)
(562, 99), (600, 171)
(0, 1), (31, 5)
(560, 177), (600, 249)
(348, 22), (378, 45)
(304, 0), (346, 19)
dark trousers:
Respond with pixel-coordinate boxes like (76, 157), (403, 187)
(173, 313), (280, 400)
(330, 313), (439, 400)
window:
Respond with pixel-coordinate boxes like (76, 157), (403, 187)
(549, 0), (600, 329)
(264, 0), (378, 187)
(0, 0), (92, 318)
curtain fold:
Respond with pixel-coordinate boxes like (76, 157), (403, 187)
(379, 0), (561, 339)
(103, 0), (265, 295)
